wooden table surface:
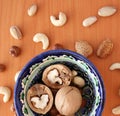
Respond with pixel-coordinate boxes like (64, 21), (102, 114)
(0, 0), (120, 116)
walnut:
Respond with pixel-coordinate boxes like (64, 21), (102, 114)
(42, 64), (72, 89)
(55, 86), (82, 115)
(27, 84), (53, 114)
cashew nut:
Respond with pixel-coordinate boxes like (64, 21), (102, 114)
(109, 63), (120, 70)
(50, 12), (67, 27)
(112, 105), (120, 115)
(47, 69), (62, 84)
(0, 86), (11, 103)
(33, 33), (49, 49)
(14, 70), (21, 82)
(31, 94), (49, 109)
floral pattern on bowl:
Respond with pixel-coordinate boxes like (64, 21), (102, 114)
(14, 49), (105, 116)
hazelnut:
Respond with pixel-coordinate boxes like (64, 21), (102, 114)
(49, 106), (59, 116)
(27, 84), (53, 114)
(49, 107), (69, 116)
(55, 86), (82, 115)
(0, 64), (6, 72)
(51, 88), (58, 96)
(52, 43), (63, 50)
(42, 64), (72, 89)
(9, 46), (21, 57)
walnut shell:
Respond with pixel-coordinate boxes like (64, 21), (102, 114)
(27, 84), (53, 114)
(42, 64), (72, 89)
(55, 86), (82, 115)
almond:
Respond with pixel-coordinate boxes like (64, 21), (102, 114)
(98, 6), (117, 17)
(96, 39), (113, 58)
(27, 4), (37, 16)
(10, 26), (22, 39)
(75, 40), (93, 57)
(82, 16), (97, 27)
(72, 76), (85, 88)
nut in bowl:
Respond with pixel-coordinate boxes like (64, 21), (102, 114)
(14, 49), (105, 116)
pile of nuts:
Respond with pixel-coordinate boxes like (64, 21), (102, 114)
(26, 64), (85, 115)
(0, 2), (119, 116)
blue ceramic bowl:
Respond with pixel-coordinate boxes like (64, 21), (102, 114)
(14, 49), (105, 116)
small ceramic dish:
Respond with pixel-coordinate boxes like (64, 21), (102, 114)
(14, 49), (105, 116)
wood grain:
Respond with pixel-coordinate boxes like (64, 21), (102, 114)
(0, 0), (120, 115)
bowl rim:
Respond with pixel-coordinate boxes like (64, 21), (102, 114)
(14, 49), (105, 116)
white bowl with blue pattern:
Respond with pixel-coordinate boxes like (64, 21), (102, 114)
(14, 49), (105, 116)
